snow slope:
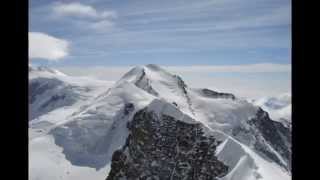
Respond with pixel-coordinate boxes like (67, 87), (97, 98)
(216, 137), (290, 180)
(49, 82), (155, 169)
(29, 132), (110, 180)
(29, 66), (113, 121)
(29, 66), (116, 180)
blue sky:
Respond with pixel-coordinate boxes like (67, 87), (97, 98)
(30, 0), (291, 66)
(29, 0), (291, 98)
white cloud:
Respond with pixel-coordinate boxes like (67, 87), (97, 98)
(101, 11), (117, 19)
(51, 2), (117, 32)
(29, 32), (70, 61)
(90, 20), (115, 32)
(52, 2), (117, 19)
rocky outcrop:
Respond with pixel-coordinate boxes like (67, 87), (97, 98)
(231, 107), (291, 171)
(174, 75), (195, 115)
(249, 108), (291, 171)
(134, 69), (159, 97)
(200, 89), (235, 100)
(106, 107), (228, 180)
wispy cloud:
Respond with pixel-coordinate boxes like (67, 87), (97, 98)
(52, 2), (116, 19)
(51, 2), (117, 32)
(89, 20), (115, 32)
(30, 0), (291, 67)
(29, 32), (70, 61)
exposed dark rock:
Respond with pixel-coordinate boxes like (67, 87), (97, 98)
(106, 108), (228, 180)
(174, 75), (188, 94)
(40, 94), (66, 109)
(200, 89), (235, 100)
(174, 75), (195, 115)
(248, 108), (291, 171)
(172, 102), (178, 107)
(229, 107), (291, 172)
(124, 103), (135, 115)
(134, 69), (159, 96)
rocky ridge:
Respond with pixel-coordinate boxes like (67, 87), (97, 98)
(107, 101), (229, 180)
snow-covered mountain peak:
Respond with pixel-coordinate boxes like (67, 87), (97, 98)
(118, 64), (174, 84)
(29, 64), (291, 180)
(115, 64), (195, 116)
(144, 63), (169, 72)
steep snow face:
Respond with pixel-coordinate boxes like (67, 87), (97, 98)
(189, 90), (291, 171)
(216, 137), (291, 180)
(252, 93), (291, 128)
(117, 64), (195, 117)
(29, 66), (117, 180)
(49, 82), (156, 170)
(190, 91), (258, 133)
(29, 133), (110, 180)
(29, 77), (81, 120)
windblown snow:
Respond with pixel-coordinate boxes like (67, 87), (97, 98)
(29, 64), (291, 180)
